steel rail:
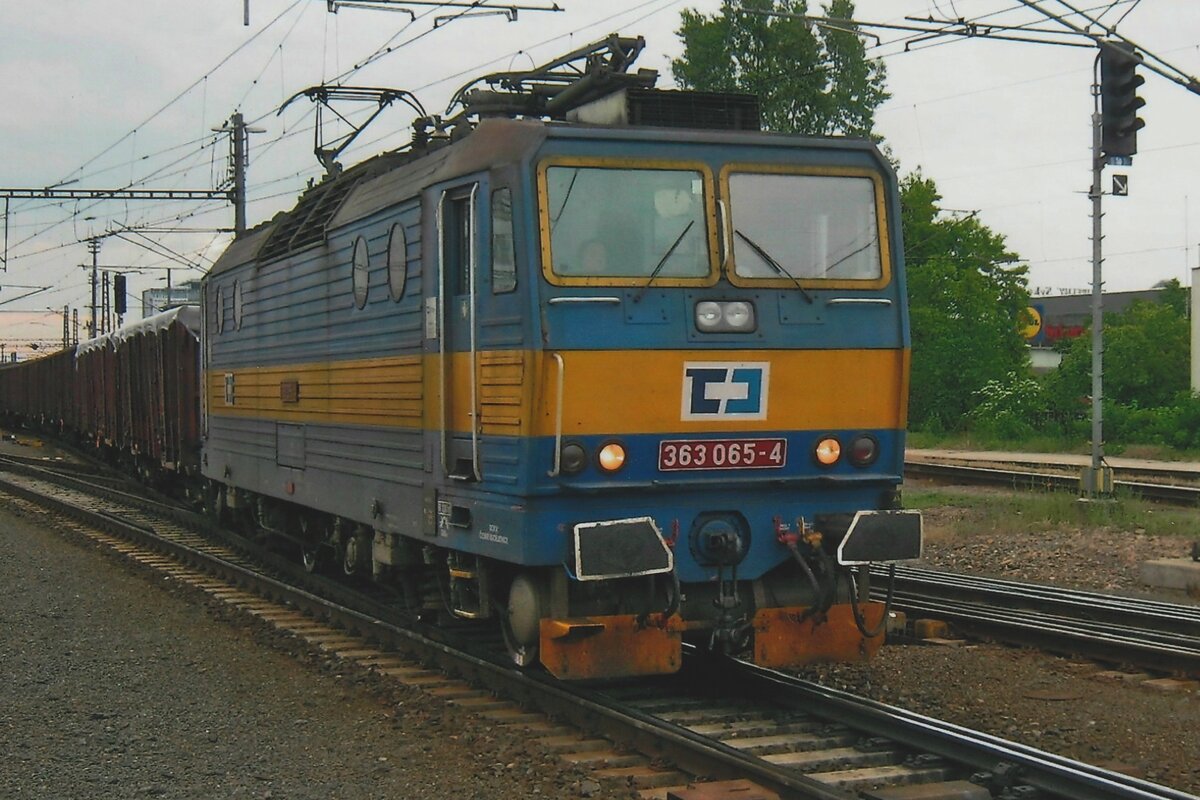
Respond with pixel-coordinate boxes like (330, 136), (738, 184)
(706, 657), (1200, 800)
(890, 596), (1200, 676)
(883, 566), (1200, 628)
(870, 565), (1200, 676)
(878, 564), (1200, 635)
(904, 461), (1200, 505)
(906, 454), (1200, 484)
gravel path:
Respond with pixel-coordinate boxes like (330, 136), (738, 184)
(0, 499), (632, 800)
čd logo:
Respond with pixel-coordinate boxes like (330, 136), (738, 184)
(681, 362), (770, 421)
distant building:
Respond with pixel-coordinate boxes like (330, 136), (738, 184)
(141, 279), (201, 319)
(1024, 287), (1174, 373)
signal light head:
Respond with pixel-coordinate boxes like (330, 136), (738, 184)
(1099, 41), (1146, 158)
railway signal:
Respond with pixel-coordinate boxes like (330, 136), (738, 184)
(113, 274), (127, 316)
(1100, 42), (1146, 158)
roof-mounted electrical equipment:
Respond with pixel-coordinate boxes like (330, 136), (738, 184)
(444, 34), (657, 122)
(567, 88), (760, 131)
(279, 85), (426, 176)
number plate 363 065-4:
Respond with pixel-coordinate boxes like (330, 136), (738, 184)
(658, 438), (786, 471)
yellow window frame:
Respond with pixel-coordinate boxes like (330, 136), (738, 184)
(719, 163), (893, 291)
(536, 155), (721, 288)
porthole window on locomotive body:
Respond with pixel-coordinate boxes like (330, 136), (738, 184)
(232, 279), (244, 330)
(352, 236), (370, 309)
(387, 223), (407, 301)
(214, 284), (224, 334)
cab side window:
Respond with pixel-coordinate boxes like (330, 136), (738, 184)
(492, 188), (517, 294)
(443, 193), (472, 296)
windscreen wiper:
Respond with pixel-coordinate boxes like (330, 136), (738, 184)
(633, 219), (695, 303)
(821, 235), (878, 276)
(734, 228), (813, 304)
(550, 168), (581, 232)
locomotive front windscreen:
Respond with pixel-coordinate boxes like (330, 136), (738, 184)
(540, 162), (716, 283)
(725, 169), (886, 286)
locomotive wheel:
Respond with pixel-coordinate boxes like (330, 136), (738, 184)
(342, 529), (371, 576)
(500, 573), (543, 668)
(499, 606), (538, 668)
(342, 537), (359, 575)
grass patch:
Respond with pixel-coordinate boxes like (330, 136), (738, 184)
(904, 485), (1200, 540)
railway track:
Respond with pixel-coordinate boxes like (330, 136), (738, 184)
(1, 455), (1196, 800)
(903, 459), (1200, 506)
(871, 565), (1200, 678)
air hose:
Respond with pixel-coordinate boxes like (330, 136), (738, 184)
(849, 562), (896, 639)
(783, 538), (824, 622)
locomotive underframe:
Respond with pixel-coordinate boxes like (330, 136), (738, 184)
(213, 479), (893, 678)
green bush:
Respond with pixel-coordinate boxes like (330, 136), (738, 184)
(1091, 394), (1200, 452)
(967, 372), (1045, 440)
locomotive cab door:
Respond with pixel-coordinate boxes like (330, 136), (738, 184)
(434, 178), (523, 484)
(434, 176), (526, 486)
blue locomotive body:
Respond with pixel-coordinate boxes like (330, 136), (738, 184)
(201, 114), (921, 678)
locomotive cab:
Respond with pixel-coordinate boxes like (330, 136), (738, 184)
(485, 122), (924, 677)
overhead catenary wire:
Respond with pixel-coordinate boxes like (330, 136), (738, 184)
(55, 0), (309, 188)
(9, 1), (476, 261)
(2, 0), (500, 328)
(4, 0), (1195, 357)
(11, 0), (677, 260)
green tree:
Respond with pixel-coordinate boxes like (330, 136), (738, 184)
(901, 173), (1031, 430)
(1046, 282), (1191, 411)
(1156, 277), (1189, 317)
(672, 0), (888, 136)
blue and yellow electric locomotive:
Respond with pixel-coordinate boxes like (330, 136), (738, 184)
(201, 37), (922, 679)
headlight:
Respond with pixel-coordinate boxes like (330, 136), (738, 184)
(694, 300), (756, 333)
(723, 301), (754, 330)
(814, 437), (842, 467)
(848, 434), (878, 467)
(696, 301), (724, 331)
(597, 442), (627, 473)
(560, 443), (587, 475)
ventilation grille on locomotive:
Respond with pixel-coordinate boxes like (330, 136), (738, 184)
(628, 89), (760, 131)
(257, 175), (364, 264)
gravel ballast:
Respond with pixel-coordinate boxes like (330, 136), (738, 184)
(800, 486), (1200, 795)
(0, 499), (633, 800)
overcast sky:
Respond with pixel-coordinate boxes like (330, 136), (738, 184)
(1, 0), (1197, 355)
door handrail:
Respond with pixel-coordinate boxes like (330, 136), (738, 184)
(467, 183), (481, 482)
(546, 352), (565, 477)
(437, 189), (449, 474)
